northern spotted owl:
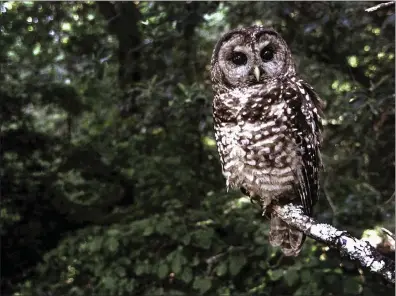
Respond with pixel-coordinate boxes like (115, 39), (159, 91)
(210, 26), (323, 256)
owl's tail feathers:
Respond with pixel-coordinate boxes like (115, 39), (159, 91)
(269, 214), (306, 256)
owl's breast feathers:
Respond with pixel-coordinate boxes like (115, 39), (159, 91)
(213, 77), (322, 215)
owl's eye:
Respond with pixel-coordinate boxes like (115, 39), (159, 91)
(260, 48), (274, 62)
(230, 52), (247, 66)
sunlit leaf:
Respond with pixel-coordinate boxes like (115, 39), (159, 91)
(193, 277), (212, 294)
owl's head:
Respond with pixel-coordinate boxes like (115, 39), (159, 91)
(210, 26), (296, 91)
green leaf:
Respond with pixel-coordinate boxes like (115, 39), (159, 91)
(194, 229), (214, 249)
(166, 250), (176, 261)
(89, 237), (103, 252)
(69, 287), (84, 296)
(156, 217), (172, 234)
(182, 233), (191, 245)
(181, 266), (193, 283)
(125, 279), (136, 292)
(172, 251), (186, 273)
(177, 83), (188, 96)
(107, 237), (119, 252)
(215, 261), (228, 276)
(192, 256), (200, 266)
(157, 263), (169, 279)
(143, 224), (154, 236)
(343, 276), (362, 294)
(259, 260), (267, 270)
(294, 286), (306, 296)
(229, 254), (247, 276)
(118, 257), (131, 265)
(102, 276), (116, 290)
(300, 269), (311, 283)
(325, 273), (338, 285)
(144, 262), (151, 274)
(107, 229), (120, 236)
(135, 263), (145, 276)
(115, 266), (126, 277)
(253, 246), (267, 255)
(268, 269), (284, 281)
(285, 268), (299, 286)
(193, 277), (212, 294)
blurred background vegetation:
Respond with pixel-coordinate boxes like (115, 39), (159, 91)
(1, 1), (394, 295)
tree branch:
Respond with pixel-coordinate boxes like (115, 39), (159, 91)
(271, 203), (395, 284)
(365, 2), (395, 12)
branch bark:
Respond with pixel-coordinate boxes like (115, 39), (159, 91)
(365, 2), (395, 12)
(271, 203), (395, 284)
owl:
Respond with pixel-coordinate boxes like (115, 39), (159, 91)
(210, 26), (323, 256)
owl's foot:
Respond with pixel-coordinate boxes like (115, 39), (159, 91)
(240, 187), (261, 206)
(261, 205), (269, 217)
(260, 200), (272, 218)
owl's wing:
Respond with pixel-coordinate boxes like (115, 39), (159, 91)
(285, 79), (323, 216)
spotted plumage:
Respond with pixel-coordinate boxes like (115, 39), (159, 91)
(210, 26), (323, 256)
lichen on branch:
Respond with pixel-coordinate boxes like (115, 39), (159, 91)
(271, 203), (395, 284)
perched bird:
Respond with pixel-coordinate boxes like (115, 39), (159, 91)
(210, 26), (323, 256)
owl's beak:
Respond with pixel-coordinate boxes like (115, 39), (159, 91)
(253, 66), (261, 81)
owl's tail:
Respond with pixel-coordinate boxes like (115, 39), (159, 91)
(269, 214), (305, 256)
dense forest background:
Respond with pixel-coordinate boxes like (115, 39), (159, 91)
(1, 1), (395, 295)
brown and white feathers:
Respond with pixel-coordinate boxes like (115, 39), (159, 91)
(210, 26), (323, 256)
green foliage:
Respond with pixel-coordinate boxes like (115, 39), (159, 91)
(1, 1), (394, 296)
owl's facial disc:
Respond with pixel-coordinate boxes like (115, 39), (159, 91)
(217, 33), (282, 87)
(217, 34), (255, 86)
(256, 33), (289, 78)
(212, 27), (296, 89)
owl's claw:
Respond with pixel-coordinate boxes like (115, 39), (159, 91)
(261, 205), (268, 216)
(240, 187), (262, 207)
